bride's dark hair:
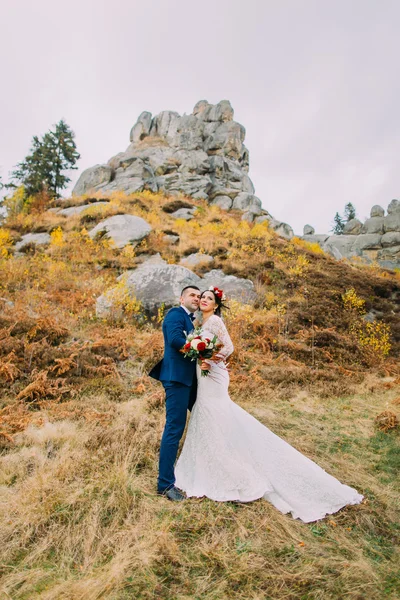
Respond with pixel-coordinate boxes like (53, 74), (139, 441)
(200, 289), (228, 318)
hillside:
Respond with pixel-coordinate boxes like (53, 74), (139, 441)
(0, 190), (399, 599)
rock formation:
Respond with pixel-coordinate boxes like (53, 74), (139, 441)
(72, 100), (293, 236)
(301, 199), (400, 269)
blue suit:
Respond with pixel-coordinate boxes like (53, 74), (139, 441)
(149, 306), (197, 492)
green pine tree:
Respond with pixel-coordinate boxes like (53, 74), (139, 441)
(11, 120), (80, 198)
(331, 212), (345, 234)
(344, 202), (356, 222)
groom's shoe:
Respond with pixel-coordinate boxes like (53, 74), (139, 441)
(157, 486), (185, 502)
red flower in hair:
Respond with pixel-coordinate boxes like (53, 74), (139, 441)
(209, 286), (226, 301)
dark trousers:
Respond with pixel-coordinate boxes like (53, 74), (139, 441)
(158, 380), (197, 493)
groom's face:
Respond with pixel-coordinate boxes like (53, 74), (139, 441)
(180, 288), (201, 312)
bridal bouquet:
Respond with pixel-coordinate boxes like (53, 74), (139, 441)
(180, 327), (224, 377)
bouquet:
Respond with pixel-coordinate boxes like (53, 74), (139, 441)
(180, 327), (224, 377)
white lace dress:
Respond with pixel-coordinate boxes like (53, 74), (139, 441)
(174, 315), (364, 523)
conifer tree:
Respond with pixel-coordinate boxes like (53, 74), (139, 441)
(11, 120), (80, 198)
(331, 211), (345, 234)
(344, 202), (356, 222)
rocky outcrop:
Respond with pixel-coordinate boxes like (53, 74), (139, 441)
(72, 99), (292, 234)
(15, 233), (51, 251)
(96, 258), (257, 316)
(88, 214), (152, 248)
(302, 201), (400, 269)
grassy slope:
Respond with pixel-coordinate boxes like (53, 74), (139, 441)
(0, 191), (399, 599)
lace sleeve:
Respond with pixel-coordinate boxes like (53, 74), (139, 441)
(204, 315), (234, 361)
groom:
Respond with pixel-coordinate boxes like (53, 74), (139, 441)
(149, 285), (201, 501)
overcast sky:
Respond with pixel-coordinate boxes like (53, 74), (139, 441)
(1, 0), (399, 235)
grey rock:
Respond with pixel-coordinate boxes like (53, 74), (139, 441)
(361, 216), (385, 234)
(72, 164), (113, 196)
(383, 212), (400, 232)
(163, 234), (180, 244)
(254, 215), (271, 224)
(170, 208), (197, 220)
(175, 149), (210, 174)
(232, 193), (262, 212)
(381, 231), (400, 247)
(201, 269), (256, 303)
(211, 195), (233, 210)
(241, 211), (257, 223)
(352, 234), (382, 251)
(96, 293), (123, 320)
(58, 201), (109, 217)
(209, 185), (243, 200)
(343, 218), (363, 235)
(303, 224), (315, 235)
(205, 100), (234, 123)
(322, 242), (343, 260)
(151, 110), (180, 138)
(180, 253), (214, 267)
(377, 245), (400, 257)
(387, 199), (400, 214)
(15, 232), (51, 251)
(129, 111), (152, 143)
(88, 214), (151, 248)
(323, 235), (356, 257)
(193, 100), (212, 118)
(371, 204), (384, 217)
(269, 220), (294, 240)
(73, 101), (260, 218)
(300, 233), (330, 244)
(125, 263), (202, 311)
(172, 115), (204, 151)
(204, 121), (246, 160)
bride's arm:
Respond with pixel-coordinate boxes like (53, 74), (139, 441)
(207, 316), (234, 361)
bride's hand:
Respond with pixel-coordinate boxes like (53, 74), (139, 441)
(200, 360), (210, 370)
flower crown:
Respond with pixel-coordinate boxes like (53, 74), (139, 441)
(209, 286), (226, 301)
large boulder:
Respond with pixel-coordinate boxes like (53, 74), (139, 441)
(180, 253), (214, 268)
(211, 195), (233, 210)
(352, 234), (382, 251)
(15, 232), (51, 251)
(387, 199), (400, 214)
(201, 269), (257, 303)
(322, 235), (356, 258)
(343, 218), (363, 235)
(57, 201), (109, 217)
(361, 216), (385, 234)
(232, 193), (262, 212)
(303, 224), (315, 235)
(96, 262), (257, 316)
(73, 165), (113, 196)
(371, 204), (384, 217)
(120, 261), (201, 312)
(89, 214), (152, 248)
(129, 111), (152, 143)
(383, 212), (400, 232)
(381, 231), (400, 247)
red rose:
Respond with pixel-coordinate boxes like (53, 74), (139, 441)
(197, 341), (206, 352)
(184, 343), (191, 350)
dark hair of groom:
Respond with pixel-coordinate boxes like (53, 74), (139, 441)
(181, 285), (200, 296)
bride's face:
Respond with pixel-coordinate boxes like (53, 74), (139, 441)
(200, 291), (217, 314)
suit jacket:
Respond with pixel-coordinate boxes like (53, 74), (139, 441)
(149, 306), (196, 387)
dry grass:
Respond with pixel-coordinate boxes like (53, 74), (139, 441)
(0, 190), (399, 599)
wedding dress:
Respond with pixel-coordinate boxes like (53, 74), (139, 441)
(174, 315), (364, 523)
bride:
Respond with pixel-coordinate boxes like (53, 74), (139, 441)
(174, 287), (364, 523)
